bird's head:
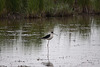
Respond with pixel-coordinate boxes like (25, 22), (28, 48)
(51, 31), (58, 36)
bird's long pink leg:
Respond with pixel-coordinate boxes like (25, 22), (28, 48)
(47, 40), (50, 62)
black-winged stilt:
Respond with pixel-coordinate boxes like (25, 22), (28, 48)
(41, 31), (57, 63)
(41, 32), (54, 40)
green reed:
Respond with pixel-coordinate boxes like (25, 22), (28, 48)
(0, 0), (100, 18)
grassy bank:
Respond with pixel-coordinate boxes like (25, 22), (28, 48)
(0, 0), (100, 19)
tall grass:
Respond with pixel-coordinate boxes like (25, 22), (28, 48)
(76, 0), (100, 13)
(21, 0), (28, 13)
(43, 0), (74, 16)
(0, 0), (100, 18)
(5, 0), (22, 13)
(0, 0), (5, 15)
(27, 0), (43, 13)
(93, 0), (100, 13)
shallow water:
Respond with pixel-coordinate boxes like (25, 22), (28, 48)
(0, 15), (100, 67)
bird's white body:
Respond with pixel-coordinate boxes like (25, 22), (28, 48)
(47, 34), (53, 40)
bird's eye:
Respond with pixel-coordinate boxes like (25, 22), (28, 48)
(51, 32), (53, 33)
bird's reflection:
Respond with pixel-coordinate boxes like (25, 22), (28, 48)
(42, 62), (54, 67)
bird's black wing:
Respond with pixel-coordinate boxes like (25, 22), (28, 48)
(42, 34), (50, 39)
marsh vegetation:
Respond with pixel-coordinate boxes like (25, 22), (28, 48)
(0, 0), (100, 19)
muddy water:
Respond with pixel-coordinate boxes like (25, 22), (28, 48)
(0, 16), (100, 67)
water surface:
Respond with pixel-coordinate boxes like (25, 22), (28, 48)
(0, 16), (100, 67)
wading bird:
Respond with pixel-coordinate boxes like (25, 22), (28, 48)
(41, 31), (57, 62)
(41, 32), (54, 40)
